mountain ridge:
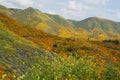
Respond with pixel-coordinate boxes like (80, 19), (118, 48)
(0, 4), (120, 40)
(0, 5), (119, 22)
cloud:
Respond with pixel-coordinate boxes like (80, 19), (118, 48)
(68, 0), (94, 11)
(0, 0), (15, 8)
(47, 10), (56, 14)
(38, 4), (44, 9)
(117, 11), (120, 19)
(60, 8), (86, 20)
(39, 0), (53, 4)
(58, 0), (116, 21)
(82, 0), (110, 5)
(11, 0), (33, 7)
(35, 0), (53, 11)
(59, 0), (97, 20)
(0, 0), (119, 21)
(0, 0), (33, 8)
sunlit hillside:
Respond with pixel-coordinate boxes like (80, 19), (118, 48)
(71, 17), (120, 40)
(0, 12), (54, 79)
(1, 5), (120, 40)
(0, 4), (120, 80)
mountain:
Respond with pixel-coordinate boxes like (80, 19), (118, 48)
(71, 17), (120, 40)
(72, 17), (120, 32)
(10, 7), (120, 40)
(0, 11), (64, 52)
(10, 7), (60, 35)
(0, 11), (119, 58)
(10, 7), (80, 38)
(0, 4), (120, 40)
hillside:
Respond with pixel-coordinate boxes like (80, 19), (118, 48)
(0, 11), (65, 52)
(0, 12), (120, 79)
(10, 7), (120, 40)
(0, 5), (120, 40)
(0, 4), (120, 40)
(0, 5), (12, 15)
(71, 17), (120, 40)
(9, 7), (90, 39)
(0, 5), (120, 79)
(0, 11), (120, 63)
(0, 12), (53, 79)
(10, 7), (81, 39)
(46, 13), (74, 27)
(10, 7), (61, 34)
(72, 17), (120, 32)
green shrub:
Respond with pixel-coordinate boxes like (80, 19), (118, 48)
(24, 55), (97, 80)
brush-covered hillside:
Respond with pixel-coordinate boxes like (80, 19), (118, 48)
(0, 11), (120, 79)
(71, 17), (120, 40)
(0, 5), (12, 15)
(0, 5), (120, 80)
(10, 7), (76, 38)
(0, 5), (120, 40)
(0, 12), (54, 79)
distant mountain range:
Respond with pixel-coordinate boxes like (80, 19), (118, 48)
(0, 4), (120, 40)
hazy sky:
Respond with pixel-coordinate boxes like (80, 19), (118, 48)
(0, 0), (120, 21)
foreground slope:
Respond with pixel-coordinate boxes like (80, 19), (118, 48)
(0, 14), (53, 79)
(0, 11), (63, 52)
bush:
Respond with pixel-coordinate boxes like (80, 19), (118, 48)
(24, 55), (97, 80)
(102, 39), (119, 44)
(24, 54), (120, 80)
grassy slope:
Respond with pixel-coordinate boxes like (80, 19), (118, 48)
(10, 7), (83, 38)
(11, 7), (60, 34)
(71, 17), (120, 38)
(0, 5), (12, 15)
(46, 13), (73, 27)
(0, 4), (120, 40)
(0, 11), (63, 51)
(72, 17), (120, 31)
(12, 7), (120, 39)
(0, 12), (53, 79)
(0, 11), (120, 64)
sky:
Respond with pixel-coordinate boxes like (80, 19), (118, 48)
(0, 0), (120, 21)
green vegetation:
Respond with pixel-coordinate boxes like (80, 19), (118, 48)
(46, 14), (74, 26)
(71, 17), (120, 39)
(0, 18), (52, 79)
(103, 39), (119, 44)
(0, 5), (8, 10)
(1, 4), (120, 40)
(0, 4), (120, 80)
(0, 4), (12, 15)
(10, 7), (60, 34)
(25, 55), (120, 80)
